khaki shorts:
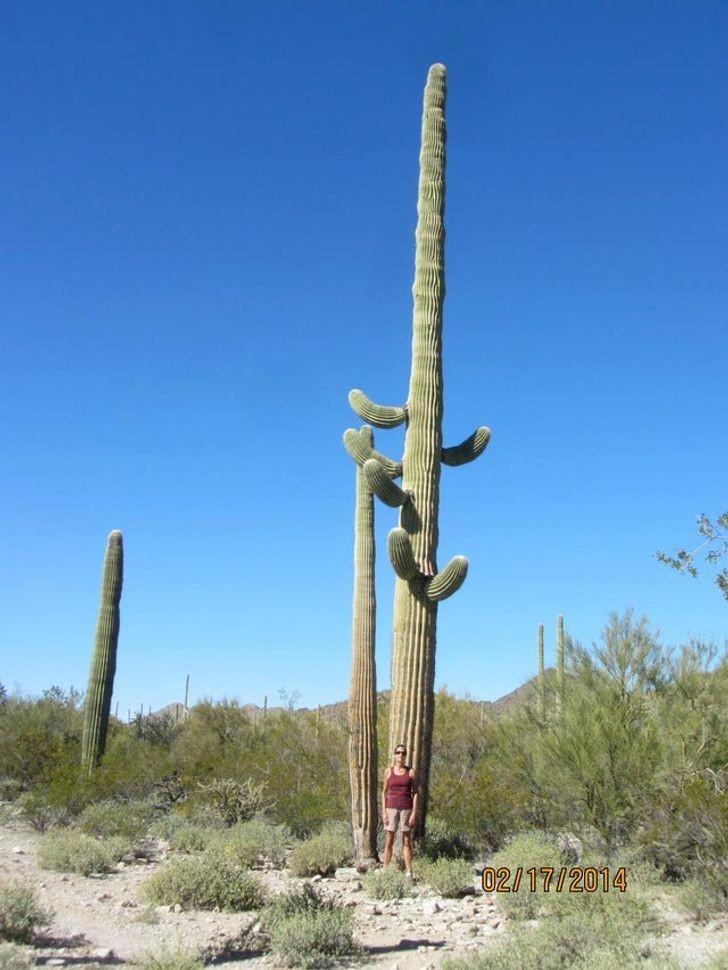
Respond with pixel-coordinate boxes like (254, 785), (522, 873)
(385, 808), (412, 832)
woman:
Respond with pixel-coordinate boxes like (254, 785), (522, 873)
(382, 744), (418, 878)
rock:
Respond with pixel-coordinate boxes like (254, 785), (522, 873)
(422, 899), (441, 916)
(90, 948), (114, 960)
(335, 867), (360, 881)
(47, 960), (66, 967)
(96, 893), (112, 902)
(173, 903), (183, 913)
(11, 846), (24, 854)
(120, 898), (136, 908)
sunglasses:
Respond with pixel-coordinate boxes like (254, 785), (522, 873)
(394, 749), (406, 755)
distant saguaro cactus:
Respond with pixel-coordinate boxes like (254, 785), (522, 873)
(345, 65), (489, 830)
(537, 622), (545, 721)
(81, 530), (123, 773)
(556, 613), (565, 710)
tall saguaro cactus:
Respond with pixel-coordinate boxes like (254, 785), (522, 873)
(81, 530), (123, 773)
(346, 426), (383, 863)
(344, 65), (489, 829)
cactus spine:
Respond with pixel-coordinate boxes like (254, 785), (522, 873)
(346, 65), (489, 829)
(81, 530), (123, 773)
(346, 426), (379, 863)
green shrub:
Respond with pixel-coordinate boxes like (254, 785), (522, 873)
(416, 857), (473, 897)
(156, 818), (218, 854)
(261, 887), (358, 969)
(0, 880), (51, 943)
(486, 830), (565, 919)
(442, 886), (666, 970)
(188, 777), (274, 826)
(418, 816), (472, 860)
(36, 830), (128, 875)
(139, 856), (266, 911)
(288, 823), (352, 877)
(131, 947), (204, 969)
(0, 942), (33, 968)
(77, 799), (153, 841)
(208, 818), (290, 868)
(362, 867), (412, 900)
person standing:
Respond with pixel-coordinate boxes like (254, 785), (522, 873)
(382, 744), (418, 878)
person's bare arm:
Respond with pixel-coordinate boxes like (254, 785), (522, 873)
(382, 768), (390, 824)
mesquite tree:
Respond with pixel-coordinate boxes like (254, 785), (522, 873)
(344, 65), (489, 829)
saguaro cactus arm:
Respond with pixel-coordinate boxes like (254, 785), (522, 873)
(363, 459), (411, 507)
(349, 389), (408, 429)
(388, 528), (420, 580)
(425, 555), (468, 602)
(442, 426), (491, 467)
(343, 427), (402, 478)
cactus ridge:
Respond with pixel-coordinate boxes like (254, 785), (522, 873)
(343, 427), (402, 478)
(81, 530), (123, 773)
(363, 458), (411, 507)
(425, 555), (468, 602)
(349, 389), (408, 429)
(442, 426), (491, 466)
(388, 527), (420, 580)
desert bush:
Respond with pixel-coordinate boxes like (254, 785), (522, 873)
(288, 823), (352, 877)
(14, 791), (71, 833)
(36, 830), (128, 875)
(152, 817), (218, 854)
(0, 942), (33, 968)
(362, 867), (412, 900)
(77, 799), (154, 842)
(415, 857), (474, 897)
(139, 855), (266, 911)
(487, 830), (565, 919)
(190, 777), (274, 826)
(443, 880), (664, 970)
(418, 815), (472, 860)
(0, 880), (51, 943)
(261, 885), (357, 968)
(131, 947), (204, 969)
(208, 818), (290, 868)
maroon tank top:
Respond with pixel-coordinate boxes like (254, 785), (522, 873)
(386, 767), (413, 810)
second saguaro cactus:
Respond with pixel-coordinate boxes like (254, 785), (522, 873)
(81, 530), (123, 773)
(347, 426), (380, 863)
(345, 65), (489, 828)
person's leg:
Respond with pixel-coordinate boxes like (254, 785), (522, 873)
(402, 831), (413, 876)
(383, 830), (395, 866)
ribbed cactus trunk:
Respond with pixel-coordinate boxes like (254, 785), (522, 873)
(388, 64), (447, 826)
(347, 427), (379, 864)
(344, 65), (490, 834)
(81, 530), (123, 773)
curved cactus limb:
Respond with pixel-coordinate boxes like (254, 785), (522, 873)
(349, 389), (408, 429)
(343, 427), (402, 478)
(425, 555), (468, 602)
(442, 426), (491, 466)
(388, 528), (420, 580)
(363, 459), (411, 507)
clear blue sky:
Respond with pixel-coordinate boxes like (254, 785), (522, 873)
(2, 2), (726, 717)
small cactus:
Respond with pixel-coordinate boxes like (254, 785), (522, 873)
(81, 530), (123, 773)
